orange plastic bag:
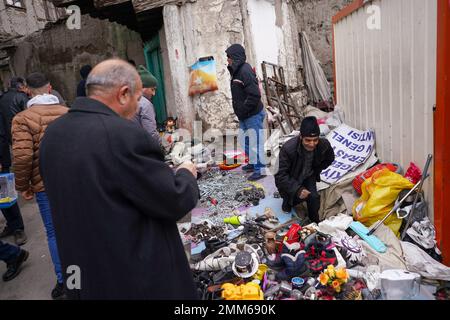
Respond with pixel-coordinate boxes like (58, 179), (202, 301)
(352, 169), (414, 236)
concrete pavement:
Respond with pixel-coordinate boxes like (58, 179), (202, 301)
(0, 197), (55, 300)
(0, 197), (193, 300)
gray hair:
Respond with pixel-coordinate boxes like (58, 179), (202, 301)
(86, 61), (138, 96)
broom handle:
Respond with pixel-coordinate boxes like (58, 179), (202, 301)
(367, 179), (423, 236)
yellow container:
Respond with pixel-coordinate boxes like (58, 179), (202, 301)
(253, 264), (268, 281)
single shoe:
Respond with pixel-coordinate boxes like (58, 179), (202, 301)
(13, 230), (27, 246)
(2, 249), (29, 282)
(0, 227), (13, 239)
(51, 282), (67, 300)
(242, 164), (254, 173)
(247, 172), (265, 182)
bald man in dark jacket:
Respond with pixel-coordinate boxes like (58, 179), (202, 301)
(40, 59), (199, 300)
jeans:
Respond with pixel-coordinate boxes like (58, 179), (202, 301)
(239, 110), (266, 174)
(36, 192), (63, 284)
(0, 240), (20, 263)
(293, 175), (321, 223)
(0, 167), (25, 232)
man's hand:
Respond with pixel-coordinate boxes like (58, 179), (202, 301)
(298, 188), (311, 200)
(21, 190), (34, 201)
(177, 161), (198, 178)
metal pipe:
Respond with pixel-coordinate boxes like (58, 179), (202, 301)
(367, 178), (427, 236)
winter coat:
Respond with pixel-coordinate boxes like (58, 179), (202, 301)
(12, 96), (68, 193)
(39, 97), (200, 300)
(132, 95), (161, 145)
(76, 79), (87, 97)
(226, 44), (263, 121)
(0, 89), (29, 144)
(275, 136), (335, 207)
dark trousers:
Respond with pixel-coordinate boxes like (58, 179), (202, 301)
(0, 240), (20, 263)
(293, 175), (320, 223)
(0, 167), (24, 232)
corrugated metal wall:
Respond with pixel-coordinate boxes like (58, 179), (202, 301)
(334, 0), (437, 214)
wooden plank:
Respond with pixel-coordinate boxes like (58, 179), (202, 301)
(50, 0), (80, 7)
(93, 0), (129, 8)
(132, 0), (191, 13)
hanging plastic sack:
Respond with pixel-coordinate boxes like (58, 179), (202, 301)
(404, 162), (422, 184)
(352, 169), (414, 236)
(188, 56), (219, 96)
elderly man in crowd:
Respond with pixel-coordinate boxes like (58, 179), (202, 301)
(39, 59), (199, 300)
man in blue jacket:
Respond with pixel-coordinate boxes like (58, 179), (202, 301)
(226, 44), (266, 181)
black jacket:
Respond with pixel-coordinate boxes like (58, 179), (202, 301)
(226, 44), (263, 121)
(0, 88), (28, 144)
(0, 88), (28, 168)
(76, 79), (87, 97)
(275, 136), (335, 206)
(40, 97), (200, 300)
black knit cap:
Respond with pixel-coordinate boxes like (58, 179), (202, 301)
(300, 116), (320, 138)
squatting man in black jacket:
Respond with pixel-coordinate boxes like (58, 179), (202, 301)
(275, 117), (335, 223)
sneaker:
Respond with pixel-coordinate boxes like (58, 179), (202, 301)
(242, 164), (254, 173)
(247, 172), (265, 181)
(2, 249), (29, 282)
(13, 230), (27, 246)
(0, 227), (13, 239)
(51, 282), (67, 300)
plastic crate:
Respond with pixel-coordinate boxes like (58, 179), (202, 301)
(0, 173), (18, 209)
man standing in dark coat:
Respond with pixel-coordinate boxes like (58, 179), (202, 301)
(226, 44), (266, 181)
(76, 65), (92, 97)
(0, 77), (28, 245)
(40, 59), (200, 300)
(275, 117), (335, 223)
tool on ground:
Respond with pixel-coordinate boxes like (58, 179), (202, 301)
(400, 154), (433, 240)
(367, 178), (427, 236)
(265, 218), (302, 234)
(349, 221), (387, 253)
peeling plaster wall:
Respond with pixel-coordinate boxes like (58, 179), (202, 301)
(277, 0), (302, 87)
(164, 0), (247, 132)
(159, 26), (177, 119)
(184, 0), (245, 131)
(247, 0), (280, 71)
(246, 0), (301, 88)
(163, 5), (195, 132)
(162, 0), (302, 132)
(0, 0), (62, 41)
(293, 0), (353, 81)
(9, 14), (144, 104)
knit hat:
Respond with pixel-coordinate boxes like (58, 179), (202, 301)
(137, 65), (158, 88)
(300, 116), (320, 138)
